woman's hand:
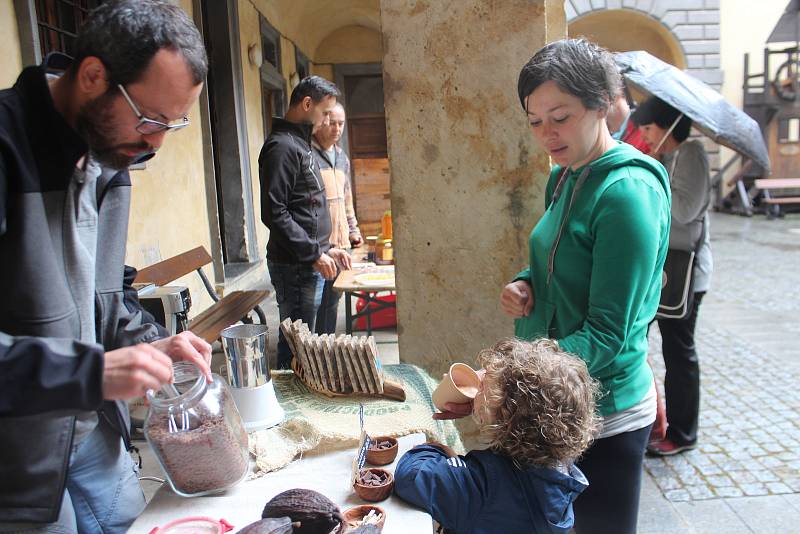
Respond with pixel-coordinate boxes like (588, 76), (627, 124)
(500, 280), (534, 317)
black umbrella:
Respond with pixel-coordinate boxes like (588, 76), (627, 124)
(767, 0), (799, 44)
(615, 50), (771, 174)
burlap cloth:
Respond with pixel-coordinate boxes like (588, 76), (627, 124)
(249, 364), (464, 477)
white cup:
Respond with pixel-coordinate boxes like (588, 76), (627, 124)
(432, 363), (482, 412)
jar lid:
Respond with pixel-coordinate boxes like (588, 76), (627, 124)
(150, 516), (233, 534)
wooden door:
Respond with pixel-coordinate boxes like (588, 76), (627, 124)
(343, 74), (389, 237)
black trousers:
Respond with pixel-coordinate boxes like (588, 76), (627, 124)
(574, 424), (653, 534)
(314, 279), (342, 335)
(657, 291), (705, 446)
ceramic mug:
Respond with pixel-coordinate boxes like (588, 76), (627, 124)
(432, 363), (482, 412)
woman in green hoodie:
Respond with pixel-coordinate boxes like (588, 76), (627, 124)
(499, 39), (672, 533)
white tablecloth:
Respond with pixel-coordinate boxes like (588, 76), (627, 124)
(129, 433), (432, 533)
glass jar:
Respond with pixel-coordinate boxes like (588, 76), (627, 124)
(366, 235), (379, 263)
(382, 239), (393, 262)
(144, 362), (249, 497)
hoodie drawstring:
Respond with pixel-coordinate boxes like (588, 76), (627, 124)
(547, 166), (591, 286)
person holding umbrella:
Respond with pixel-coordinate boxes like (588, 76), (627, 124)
(437, 39), (672, 533)
(633, 97), (713, 456)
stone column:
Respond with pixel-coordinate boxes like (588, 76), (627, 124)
(381, 0), (565, 376)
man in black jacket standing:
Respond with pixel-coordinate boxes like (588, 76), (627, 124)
(0, 1), (212, 531)
(259, 76), (351, 368)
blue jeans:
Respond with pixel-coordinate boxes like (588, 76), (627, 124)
(0, 419), (146, 533)
(314, 279), (341, 335)
(267, 260), (324, 368)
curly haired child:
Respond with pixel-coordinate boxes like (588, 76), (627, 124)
(394, 338), (600, 534)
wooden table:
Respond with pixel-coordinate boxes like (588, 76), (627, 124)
(129, 433), (431, 533)
(333, 264), (395, 336)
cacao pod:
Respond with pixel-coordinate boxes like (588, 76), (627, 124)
(262, 488), (344, 534)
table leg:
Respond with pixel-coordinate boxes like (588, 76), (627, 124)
(366, 292), (373, 337)
(345, 291), (353, 335)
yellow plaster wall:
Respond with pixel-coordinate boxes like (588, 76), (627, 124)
(314, 25), (383, 64)
(719, 0), (786, 185)
(311, 63), (335, 81)
(239, 0), (269, 256)
(280, 35), (298, 88)
(126, 0), (215, 317)
(249, 0), (380, 63)
(0, 0), (23, 88)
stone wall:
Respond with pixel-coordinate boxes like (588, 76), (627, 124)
(566, 0), (722, 89)
(381, 0), (565, 376)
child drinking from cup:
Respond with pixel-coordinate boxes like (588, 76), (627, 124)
(394, 338), (599, 534)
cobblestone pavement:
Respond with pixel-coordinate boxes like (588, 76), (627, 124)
(709, 213), (800, 315)
(644, 213), (800, 505)
(646, 326), (800, 502)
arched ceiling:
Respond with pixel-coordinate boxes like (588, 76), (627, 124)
(251, 0), (380, 62)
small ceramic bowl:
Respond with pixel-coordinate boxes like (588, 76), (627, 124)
(353, 468), (394, 502)
(342, 504), (386, 532)
(366, 436), (398, 466)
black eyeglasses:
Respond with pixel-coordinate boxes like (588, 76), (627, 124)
(117, 84), (190, 135)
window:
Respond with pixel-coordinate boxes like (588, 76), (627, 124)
(259, 16), (285, 136)
(34, 0), (103, 58)
(260, 16), (281, 72)
(295, 49), (309, 81)
(778, 117), (800, 143)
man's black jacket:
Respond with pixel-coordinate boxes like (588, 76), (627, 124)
(0, 66), (162, 523)
(259, 118), (331, 264)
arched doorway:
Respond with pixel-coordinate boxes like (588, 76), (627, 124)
(569, 9), (686, 69)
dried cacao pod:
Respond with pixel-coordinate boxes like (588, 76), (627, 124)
(238, 517), (294, 534)
(261, 488), (344, 534)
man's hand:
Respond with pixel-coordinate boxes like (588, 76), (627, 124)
(103, 344), (174, 400)
(151, 331), (213, 382)
(313, 252), (337, 280)
(350, 233), (363, 247)
(328, 248), (352, 271)
(500, 280), (534, 317)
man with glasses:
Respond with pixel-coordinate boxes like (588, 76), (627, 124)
(0, 1), (211, 531)
(312, 103), (362, 334)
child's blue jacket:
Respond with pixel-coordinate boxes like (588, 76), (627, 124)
(394, 444), (588, 534)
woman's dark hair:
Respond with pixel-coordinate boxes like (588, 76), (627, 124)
(289, 76), (340, 107)
(68, 0), (207, 86)
(518, 38), (622, 113)
(631, 97), (693, 143)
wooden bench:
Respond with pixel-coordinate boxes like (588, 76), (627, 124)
(135, 246), (269, 343)
(754, 178), (800, 218)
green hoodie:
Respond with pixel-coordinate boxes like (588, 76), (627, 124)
(515, 143), (671, 417)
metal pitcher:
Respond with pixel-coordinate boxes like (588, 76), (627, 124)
(221, 324), (270, 389)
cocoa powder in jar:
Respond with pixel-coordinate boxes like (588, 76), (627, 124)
(148, 388), (249, 495)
